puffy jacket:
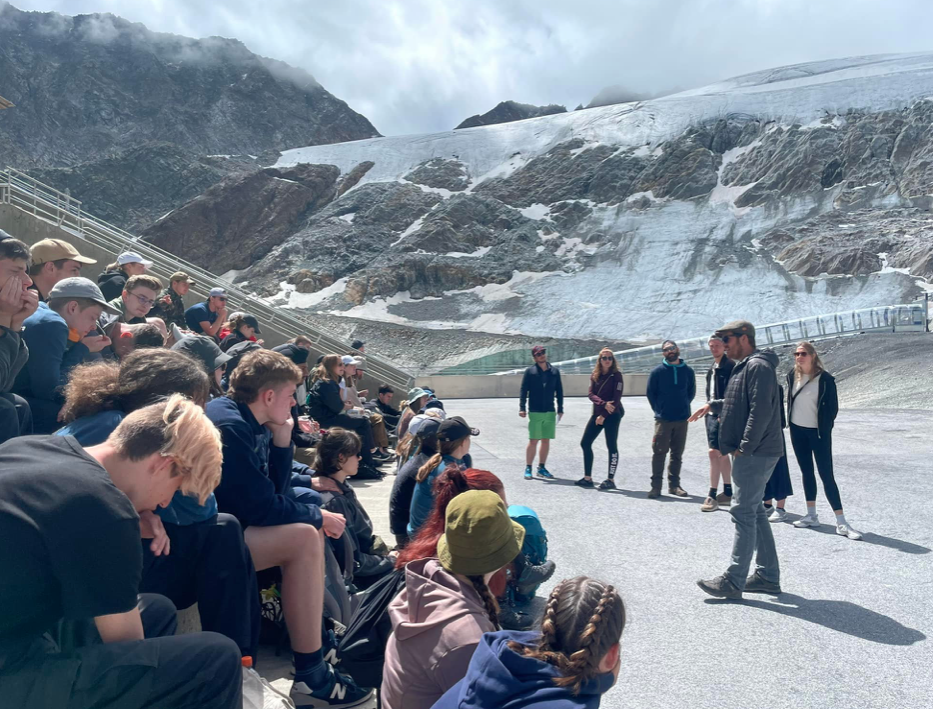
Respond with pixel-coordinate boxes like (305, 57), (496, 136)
(97, 268), (127, 302)
(705, 356), (735, 412)
(382, 558), (496, 709)
(646, 359), (696, 421)
(709, 349), (783, 457)
(318, 477), (393, 579)
(588, 370), (624, 419)
(519, 364), (564, 414)
(785, 370), (838, 439)
(433, 630), (615, 709)
(307, 378), (345, 425)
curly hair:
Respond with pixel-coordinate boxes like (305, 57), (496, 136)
(60, 349), (210, 423)
(508, 577), (625, 695)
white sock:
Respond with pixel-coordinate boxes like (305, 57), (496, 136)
(805, 508), (818, 519)
(835, 513), (847, 525)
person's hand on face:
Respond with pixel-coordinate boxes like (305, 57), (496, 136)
(81, 334), (112, 353)
(0, 272), (27, 317)
(11, 287), (39, 329)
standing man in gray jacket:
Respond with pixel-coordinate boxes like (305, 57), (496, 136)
(688, 320), (784, 599)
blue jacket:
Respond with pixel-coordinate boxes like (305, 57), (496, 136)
(13, 303), (89, 402)
(206, 396), (322, 529)
(433, 630), (614, 709)
(55, 409), (217, 525)
(519, 364), (564, 414)
(646, 359), (696, 421)
(408, 455), (463, 535)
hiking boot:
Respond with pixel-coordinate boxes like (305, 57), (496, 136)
(523, 466), (533, 480)
(598, 478), (617, 491)
(517, 559), (556, 589)
(647, 488), (662, 499)
(697, 574), (742, 600)
(715, 492), (732, 506)
(836, 523), (863, 541)
(575, 477), (595, 488)
(669, 486), (689, 497)
(291, 666), (374, 708)
(536, 466), (555, 480)
(793, 513), (820, 528)
(499, 602), (536, 631)
(700, 496), (719, 512)
(744, 571), (782, 595)
(769, 507), (789, 523)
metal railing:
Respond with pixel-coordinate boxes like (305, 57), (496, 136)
(493, 303), (929, 376)
(0, 166), (415, 390)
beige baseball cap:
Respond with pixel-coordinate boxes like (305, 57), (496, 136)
(30, 239), (96, 266)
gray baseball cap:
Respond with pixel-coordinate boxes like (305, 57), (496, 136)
(48, 277), (121, 315)
(171, 334), (232, 373)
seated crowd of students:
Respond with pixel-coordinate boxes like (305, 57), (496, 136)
(0, 230), (626, 709)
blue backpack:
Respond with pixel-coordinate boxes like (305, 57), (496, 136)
(508, 505), (549, 601)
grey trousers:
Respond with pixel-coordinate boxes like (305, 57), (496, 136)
(726, 454), (781, 590)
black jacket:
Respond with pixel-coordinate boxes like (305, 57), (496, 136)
(705, 357), (735, 415)
(709, 349), (783, 457)
(785, 370), (838, 439)
(519, 363), (564, 414)
(307, 378), (345, 425)
(97, 269), (127, 302)
(319, 478), (393, 579)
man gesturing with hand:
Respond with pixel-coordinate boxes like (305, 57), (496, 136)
(206, 349), (373, 708)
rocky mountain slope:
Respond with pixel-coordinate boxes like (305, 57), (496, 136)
(183, 53), (927, 343)
(0, 3), (378, 169)
(455, 101), (567, 130)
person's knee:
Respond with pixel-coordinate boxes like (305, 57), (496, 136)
(193, 631), (241, 677)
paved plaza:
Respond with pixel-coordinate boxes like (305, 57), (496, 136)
(266, 395), (931, 708)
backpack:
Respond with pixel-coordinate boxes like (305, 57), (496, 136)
(508, 505), (549, 601)
(337, 568), (406, 689)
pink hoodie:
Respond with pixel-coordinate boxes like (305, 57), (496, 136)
(381, 558), (496, 709)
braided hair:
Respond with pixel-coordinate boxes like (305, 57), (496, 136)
(467, 575), (500, 630)
(509, 576), (625, 695)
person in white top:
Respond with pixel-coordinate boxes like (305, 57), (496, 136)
(785, 341), (862, 540)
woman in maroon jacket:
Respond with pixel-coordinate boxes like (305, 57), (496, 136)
(577, 348), (625, 490)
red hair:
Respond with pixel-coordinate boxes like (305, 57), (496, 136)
(396, 466), (509, 594)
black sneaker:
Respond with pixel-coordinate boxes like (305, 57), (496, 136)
(697, 574), (742, 600)
(291, 666), (374, 708)
(575, 477), (595, 488)
(744, 571), (782, 595)
(598, 479), (617, 491)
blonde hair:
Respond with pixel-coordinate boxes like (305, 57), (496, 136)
(793, 341), (825, 382)
(109, 394), (222, 505)
(591, 347), (621, 383)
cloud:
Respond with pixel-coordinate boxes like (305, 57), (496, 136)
(9, 0), (933, 136)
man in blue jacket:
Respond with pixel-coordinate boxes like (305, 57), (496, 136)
(13, 277), (116, 433)
(206, 349), (373, 708)
(646, 340), (696, 498)
(519, 345), (564, 480)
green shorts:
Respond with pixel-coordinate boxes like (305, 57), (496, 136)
(528, 411), (557, 440)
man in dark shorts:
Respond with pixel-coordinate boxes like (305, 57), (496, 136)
(701, 335), (735, 512)
(0, 396), (241, 708)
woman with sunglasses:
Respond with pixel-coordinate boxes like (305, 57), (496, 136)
(786, 341), (862, 540)
(577, 348), (624, 490)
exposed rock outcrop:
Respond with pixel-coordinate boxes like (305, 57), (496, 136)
(0, 4), (379, 169)
(455, 101), (566, 130)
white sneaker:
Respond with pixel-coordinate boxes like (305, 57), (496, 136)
(793, 513), (820, 528)
(837, 524), (863, 541)
(769, 508), (789, 523)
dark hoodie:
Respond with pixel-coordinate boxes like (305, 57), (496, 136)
(709, 349), (783, 457)
(433, 630), (615, 709)
(97, 268), (127, 302)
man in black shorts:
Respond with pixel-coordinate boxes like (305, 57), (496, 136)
(701, 335), (735, 512)
(0, 395), (242, 709)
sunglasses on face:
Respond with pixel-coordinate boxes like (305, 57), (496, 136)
(720, 335), (737, 344)
(215, 296), (227, 302)
(600, 356), (614, 361)
(794, 352), (809, 357)
(534, 352), (546, 357)
(662, 346), (677, 353)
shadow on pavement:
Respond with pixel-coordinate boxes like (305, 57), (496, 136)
(786, 523), (931, 555)
(705, 593), (927, 645)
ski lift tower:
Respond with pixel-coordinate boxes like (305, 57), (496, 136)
(0, 95), (13, 109)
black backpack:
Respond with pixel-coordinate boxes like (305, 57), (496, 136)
(337, 568), (405, 688)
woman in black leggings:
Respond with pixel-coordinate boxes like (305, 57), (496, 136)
(577, 348), (624, 490)
(786, 341), (862, 540)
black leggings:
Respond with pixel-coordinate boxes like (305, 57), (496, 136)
(789, 423), (842, 510)
(324, 413), (376, 464)
(580, 413), (621, 478)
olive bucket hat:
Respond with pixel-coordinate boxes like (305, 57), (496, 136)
(437, 490), (525, 577)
